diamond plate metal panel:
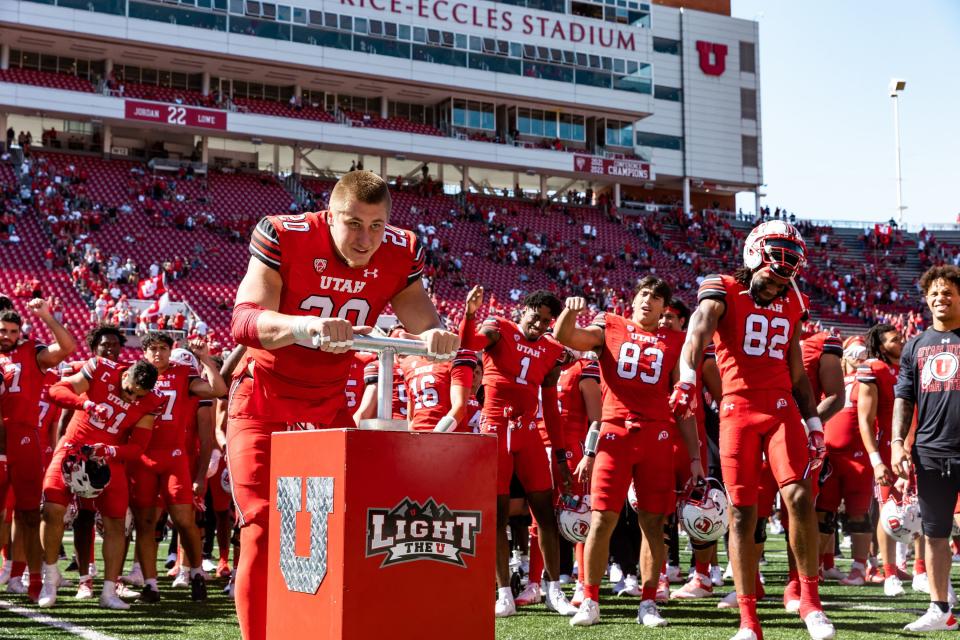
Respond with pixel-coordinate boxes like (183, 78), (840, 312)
(277, 476), (334, 594)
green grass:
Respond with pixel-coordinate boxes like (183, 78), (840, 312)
(0, 535), (956, 639)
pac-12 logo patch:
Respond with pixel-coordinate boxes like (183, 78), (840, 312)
(366, 497), (481, 568)
(313, 258), (327, 274)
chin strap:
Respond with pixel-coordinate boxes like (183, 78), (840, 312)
(790, 277), (807, 316)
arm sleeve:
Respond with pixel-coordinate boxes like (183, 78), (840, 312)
(407, 234), (425, 287)
(363, 361), (379, 386)
(894, 341), (916, 402)
(704, 343), (716, 360)
(589, 311), (606, 329)
(580, 361), (601, 382)
(249, 217), (281, 271)
(697, 274), (727, 303)
(49, 380), (86, 411)
(540, 384), (565, 451)
(822, 336), (843, 358)
(113, 426), (153, 462)
(856, 362), (877, 385)
(80, 357), (101, 381)
(450, 354), (475, 387)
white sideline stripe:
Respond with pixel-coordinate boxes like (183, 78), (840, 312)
(0, 598), (121, 640)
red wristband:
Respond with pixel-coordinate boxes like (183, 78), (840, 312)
(231, 301), (266, 349)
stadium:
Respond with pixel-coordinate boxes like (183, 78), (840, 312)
(0, 0), (957, 638)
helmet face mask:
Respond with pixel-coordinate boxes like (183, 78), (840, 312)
(61, 446), (111, 499)
(742, 221), (808, 284)
(556, 495), (591, 543)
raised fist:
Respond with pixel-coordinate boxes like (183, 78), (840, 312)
(564, 297), (589, 316)
(26, 297), (51, 317)
(464, 285), (484, 317)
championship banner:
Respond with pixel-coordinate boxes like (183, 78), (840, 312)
(124, 100), (227, 130)
(573, 154), (651, 181)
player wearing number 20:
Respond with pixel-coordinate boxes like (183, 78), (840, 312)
(674, 221), (835, 640)
(555, 276), (702, 629)
(229, 171), (459, 640)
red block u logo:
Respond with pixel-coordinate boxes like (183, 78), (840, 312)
(696, 41), (728, 76)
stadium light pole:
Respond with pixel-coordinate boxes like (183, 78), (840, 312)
(889, 78), (907, 227)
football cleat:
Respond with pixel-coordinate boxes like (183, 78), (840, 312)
(137, 584), (161, 603)
(609, 562), (623, 584)
(201, 558), (217, 573)
(115, 583), (141, 599)
(665, 564), (682, 584)
(723, 562), (734, 581)
(89, 563), (98, 579)
(904, 603), (958, 632)
(822, 567), (845, 581)
(6, 574), (27, 594)
(190, 573), (208, 602)
(121, 564), (144, 588)
(913, 572), (930, 593)
(0, 560), (11, 585)
(38, 566), (61, 608)
(75, 579), (94, 600)
(637, 599), (668, 627)
(617, 574), (640, 597)
(545, 582), (578, 616)
(839, 566), (866, 586)
(515, 581), (542, 606)
(570, 598), (600, 627)
(165, 553), (178, 570)
(99, 588), (131, 610)
(570, 582), (584, 607)
(495, 591), (517, 618)
(884, 575), (905, 597)
(172, 569), (190, 589)
(709, 564), (725, 587)
(717, 591), (739, 609)
(865, 564), (885, 584)
(730, 628), (759, 640)
(804, 610), (836, 640)
(671, 573), (713, 599)
(656, 575), (670, 603)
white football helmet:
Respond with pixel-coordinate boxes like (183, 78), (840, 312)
(221, 466), (232, 495)
(742, 220), (807, 280)
(557, 495), (592, 543)
(677, 478), (729, 543)
(170, 348), (200, 374)
(627, 482), (639, 513)
(61, 446), (111, 499)
(880, 493), (921, 544)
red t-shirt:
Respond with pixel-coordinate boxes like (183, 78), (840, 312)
(242, 212), (424, 423)
(698, 274), (808, 395)
(401, 350), (476, 432)
(0, 340), (47, 431)
(480, 317), (563, 422)
(62, 358), (164, 446)
(591, 312), (684, 426)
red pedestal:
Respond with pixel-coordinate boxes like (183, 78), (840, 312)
(266, 429), (496, 639)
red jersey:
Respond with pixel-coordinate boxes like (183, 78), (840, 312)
(556, 358), (601, 446)
(697, 274), (808, 395)
(824, 373), (864, 454)
(38, 368), (63, 438)
(149, 363), (199, 450)
(480, 317), (564, 421)
(244, 212), (424, 423)
(465, 397), (481, 432)
(62, 358), (164, 446)
(363, 360), (408, 421)
(0, 340), (46, 430)
(401, 350), (476, 432)
(345, 352), (376, 411)
(801, 331), (843, 400)
(591, 312), (684, 426)
(856, 358), (899, 443)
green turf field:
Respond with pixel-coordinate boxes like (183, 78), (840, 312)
(0, 534), (956, 639)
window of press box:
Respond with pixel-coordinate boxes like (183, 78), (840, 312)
(605, 119), (633, 147)
(653, 37), (680, 55)
(654, 85), (682, 102)
(635, 131), (682, 150)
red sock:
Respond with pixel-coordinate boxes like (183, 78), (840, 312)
(528, 527), (543, 584)
(915, 558), (926, 575)
(695, 559), (710, 576)
(883, 563), (896, 578)
(641, 585), (657, 602)
(799, 574), (822, 618)
(660, 560), (667, 575)
(575, 543), (585, 582)
(821, 553), (834, 570)
(788, 567), (799, 583)
(583, 583), (600, 602)
(28, 572), (41, 600)
(220, 549), (230, 562)
(738, 594), (761, 635)
(10, 561), (25, 578)
(1, 545), (8, 562)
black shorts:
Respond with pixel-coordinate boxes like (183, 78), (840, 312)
(914, 455), (960, 538)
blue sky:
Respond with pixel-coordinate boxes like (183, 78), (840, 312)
(731, 1), (959, 227)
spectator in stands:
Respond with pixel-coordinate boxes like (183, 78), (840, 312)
(5, 127), (13, 150)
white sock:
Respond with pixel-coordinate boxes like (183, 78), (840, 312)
(79, 574), (91, 583)
(102, 579), (116, 596)
(545, 580), (559, 596)
(498, 586), (514, 601)
(146, 578), (158, 589)
(851, 561), (865, 571)
(190, 567), (203, 579)
(131, 562), (141, 572)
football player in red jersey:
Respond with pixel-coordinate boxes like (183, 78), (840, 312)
(402, 348), (478, 432)
(54, 325), (126, 599)
(674, 221), (835, 640)
(817, 339), (875, 587)
(345, 351), (376, 422)
(458, 285), (578, 618)
(555, 277), (703, 628)
(129, 332), (226, 604)
(0, 299), (77, 602)
(356, 354), (408, 422)
(42, 358), (163, 609)
(229, 171), (458, 640)
(856, 323), (907, 595)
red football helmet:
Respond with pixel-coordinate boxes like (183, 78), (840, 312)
(742, 221), (807, 281)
